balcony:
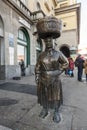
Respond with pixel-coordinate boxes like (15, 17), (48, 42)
(31, 10), (45, 23)
(14, 0), (31, 16)
(3, 0), (46, 24)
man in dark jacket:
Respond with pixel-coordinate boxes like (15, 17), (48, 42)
(75, 55), (84, 81)
(20, 59), (25, 76)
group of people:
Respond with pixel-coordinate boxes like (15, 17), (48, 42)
(75, 54), (87, 82)
(65, 54), (87, 83)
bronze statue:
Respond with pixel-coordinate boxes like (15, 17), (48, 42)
(35, 16), (69, 123)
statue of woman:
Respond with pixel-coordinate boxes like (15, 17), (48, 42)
(35, 38), (68, 123)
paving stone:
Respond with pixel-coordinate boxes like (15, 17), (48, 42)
(72, 108), (87, 130)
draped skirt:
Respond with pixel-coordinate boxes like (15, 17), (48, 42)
(37, 75), (63, 109)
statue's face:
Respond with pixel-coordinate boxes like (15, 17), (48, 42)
(44, 38), (53, 48)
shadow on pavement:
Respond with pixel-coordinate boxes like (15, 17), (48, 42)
(0, 82), (37, 95)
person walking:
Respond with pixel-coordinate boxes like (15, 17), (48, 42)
(75, 55), (84, 82)
(65, 57), (70, 76)
(83, 59), (87, 82)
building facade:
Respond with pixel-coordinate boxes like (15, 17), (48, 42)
(0, 0), (57, 79)
(55, 0), (81, 59)
(0, 0), (80, 79)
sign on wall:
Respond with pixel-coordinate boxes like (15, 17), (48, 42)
(9, 33), (14, 65)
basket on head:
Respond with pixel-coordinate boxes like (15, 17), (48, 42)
(36, 16), (62, 39)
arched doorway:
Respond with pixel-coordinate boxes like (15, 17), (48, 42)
(60, 45), (70, 58)
(17, 27), (30, 67)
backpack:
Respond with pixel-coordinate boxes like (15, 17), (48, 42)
(75, 59), (79, 67)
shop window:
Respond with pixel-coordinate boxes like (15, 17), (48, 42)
(17, 28), (30, 66)
(17, 44), (27, 65)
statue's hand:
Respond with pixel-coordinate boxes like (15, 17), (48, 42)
(35, 74), (40, 84)
(58, 70), (64, 75)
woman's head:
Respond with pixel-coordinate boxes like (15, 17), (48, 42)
(44, 38), (53, 49)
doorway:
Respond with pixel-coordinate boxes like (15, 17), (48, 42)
(17, 27), (30, 67)
(60, 45), (70, 58)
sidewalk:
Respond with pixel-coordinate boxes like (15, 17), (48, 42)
(0, 74), (36, 85)
(0, 71), (87, 130)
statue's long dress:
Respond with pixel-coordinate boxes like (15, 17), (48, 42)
(35, 50), (68, 109)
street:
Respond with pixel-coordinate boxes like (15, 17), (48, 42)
(0, 68), (87, 130)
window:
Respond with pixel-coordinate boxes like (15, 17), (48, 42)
(17, 44), (27, 64)
(44, 0), (51, 11)
(17, 28), (30, 66)
(60, 3), (68, 7)
(57, 0), (67, 2)
(18, 30), (27, 43)
(21, 0), (26, 4)
(36, 39), (42, 60)
(70, 50), (76, 55)
(37, 2), (41, 10)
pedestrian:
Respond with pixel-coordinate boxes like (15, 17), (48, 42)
(19, 59), (25, 76)
(83, 58), (87, 82)
(75, 54), (84, 82)
(65, 57), (70, 75)
(68, 57), (74, 77)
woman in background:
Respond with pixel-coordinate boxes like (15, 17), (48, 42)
(68, 57), (74, 77)
(83, 58), (87, 82)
